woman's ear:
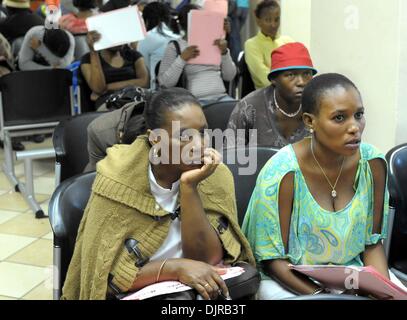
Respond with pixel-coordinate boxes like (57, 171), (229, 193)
(302, 112), (315, 131)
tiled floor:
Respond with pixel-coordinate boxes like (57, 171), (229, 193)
(0, 138), (54, 300)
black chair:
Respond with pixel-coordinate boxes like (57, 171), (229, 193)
(385, 143), (407, 283)
(222, 147), (278, 226)
(53, 112), (103, 184)
(237, 52), (256, 99)
(0, 69), (75, 217)
(48, 171), (96, 299)
(202, 100), (237, 132)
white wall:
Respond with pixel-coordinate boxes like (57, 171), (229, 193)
(281, 0), (407, 152)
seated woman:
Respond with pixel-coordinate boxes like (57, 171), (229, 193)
(81, 31), (149, 110)
(137, 2), (180, 90)
(61, 88), (256, 300)
(244, 0), (293, 90)
(158, 4), (236, 106)
(227, 42), (315, 148)
(59, 0), (98, 35)
(242, 73), (406, 299)
(18, 26), (75, 70)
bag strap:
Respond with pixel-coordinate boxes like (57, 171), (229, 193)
(171, 40), (181, 56)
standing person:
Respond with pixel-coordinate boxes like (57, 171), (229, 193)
(137, 1), (180, 90)
(244, 0), (293, 90)
(242, 73), (407, 299)
(61, 88), (257, 300)
(227, 42), (316, 148)
(228, 0), (249, 62)
(158, 4), (236, 106)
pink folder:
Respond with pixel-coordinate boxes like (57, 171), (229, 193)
(290, 264), (407, 300)
(187, 10), (225, 65)
(203, 0), (228, 17)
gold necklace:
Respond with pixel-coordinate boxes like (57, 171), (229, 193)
(310, 138), (345, 199)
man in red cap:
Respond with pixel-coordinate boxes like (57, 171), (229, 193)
(226, 42), (317, 149)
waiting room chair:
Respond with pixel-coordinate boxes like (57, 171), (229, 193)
(222, 147), (278, 226)
(0, 69), (75, 217)
(48, 171), (96, 299)
(202, 100), (237, 132)
(237, 51), (256, 99)
(53, 112), (103, 184)
(385, 143), (407, 283)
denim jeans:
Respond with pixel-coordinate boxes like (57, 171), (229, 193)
(228, 7), (249, 63)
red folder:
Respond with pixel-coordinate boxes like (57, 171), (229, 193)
(290, 264), (407, 300)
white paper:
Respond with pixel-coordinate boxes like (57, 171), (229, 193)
(122, 266), (245, 300)
(86, 6), (146, 51)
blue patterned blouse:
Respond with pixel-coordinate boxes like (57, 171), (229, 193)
(242, 142), (389, 279)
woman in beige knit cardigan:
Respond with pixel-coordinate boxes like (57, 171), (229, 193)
(62, 88), (256, 300)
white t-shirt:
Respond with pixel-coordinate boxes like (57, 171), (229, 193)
(148, 164), (183, 261)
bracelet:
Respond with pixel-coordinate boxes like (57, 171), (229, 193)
(156, 258), (168, 283)
(312, 287), (325, 295)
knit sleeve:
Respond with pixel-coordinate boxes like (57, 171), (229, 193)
(220, 49), (237, 81)
(157, 41), (185, 88)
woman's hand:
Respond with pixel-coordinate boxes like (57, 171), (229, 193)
(30, 37), (41, 50)
(180, 45), (200, 61)
(214, 39), (228, 55)
(86, 31), (101, 51)
(168, 259), (229, 300)
(180, 148), (222, 187)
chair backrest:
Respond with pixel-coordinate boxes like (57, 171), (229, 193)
(0, 69), (73, 130)
(386, 143), (407, 227)
(202, 100), (237, 132)
(53, 112), (103, 183)
(222, 147), (278, 225)
(237, 52), (256, 99)
(48, 171), (96, 294)
(74, 35), (90, 61)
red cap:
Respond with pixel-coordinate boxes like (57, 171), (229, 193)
(268, 42), (317, 80)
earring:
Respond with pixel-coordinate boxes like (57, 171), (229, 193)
(309, 128), (314, 134)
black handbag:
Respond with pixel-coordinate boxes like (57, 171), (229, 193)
(105, 86), (147, 111)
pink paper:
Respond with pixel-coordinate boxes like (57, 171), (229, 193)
(203, 0), (228, 17)
(187, 10), (225, 65)
(290, 264), (407, 300)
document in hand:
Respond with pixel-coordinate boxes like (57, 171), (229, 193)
(121, 266), (245, 300)
(187, 10), (225, 65)
(290, 264), (407, 300)
(203, 0), (228, 17)
(86, 6), (146, 51)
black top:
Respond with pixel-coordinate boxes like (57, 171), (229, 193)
(0, 10), (44, 43)
(81, 48), (143, 106)
(81, 49), (142, 84)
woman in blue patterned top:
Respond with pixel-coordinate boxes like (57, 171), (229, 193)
(242, 73), (406, 299)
